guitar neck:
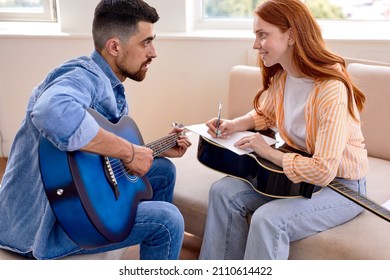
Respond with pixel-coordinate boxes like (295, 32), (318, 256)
(328, 181), (390, 222)
(145, 133), (180, 157)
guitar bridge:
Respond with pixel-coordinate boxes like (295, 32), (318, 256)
(103, 156), (120, 200)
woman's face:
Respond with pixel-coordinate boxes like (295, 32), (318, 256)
(252, 14), (293, 68)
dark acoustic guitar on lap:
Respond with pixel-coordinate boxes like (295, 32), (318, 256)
(197, 130), (390, 223)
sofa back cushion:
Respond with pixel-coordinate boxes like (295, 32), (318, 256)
(347, 63), (390, 160)
(344, 57), (390, 67)
(228, 65), (262, 119)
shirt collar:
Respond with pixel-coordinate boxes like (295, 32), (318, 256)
(90, 50), (123, 90)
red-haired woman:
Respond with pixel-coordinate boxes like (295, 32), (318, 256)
(200, 0), (368, 259)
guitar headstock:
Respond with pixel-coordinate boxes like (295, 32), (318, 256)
(172, 122), (186, 136)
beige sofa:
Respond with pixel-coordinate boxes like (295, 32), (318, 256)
(172, 61), (390, 259)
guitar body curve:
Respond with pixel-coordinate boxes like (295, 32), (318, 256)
(197, 136), (321, 198)
(39, 109), (153, 248)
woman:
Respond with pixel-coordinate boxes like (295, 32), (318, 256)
(199, 0), (368, 260)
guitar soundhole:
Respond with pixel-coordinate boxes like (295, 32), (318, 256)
(123, 170), (140, 183)
(127, 175), (139, 182)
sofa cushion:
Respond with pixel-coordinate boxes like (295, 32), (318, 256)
(289, 205), (390, 259)
(348, 63), (390, 161)
(228, 65), (261, 119)
(290, 155), (390, 259)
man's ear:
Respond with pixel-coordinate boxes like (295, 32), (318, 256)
(105, 38), (120, 57)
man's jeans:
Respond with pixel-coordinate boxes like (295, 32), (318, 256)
(79, 157), (184, 260)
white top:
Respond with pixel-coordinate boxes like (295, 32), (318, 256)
(283, 74), (314, 150)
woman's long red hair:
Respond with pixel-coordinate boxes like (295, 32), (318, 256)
(253, 0), (365, 121)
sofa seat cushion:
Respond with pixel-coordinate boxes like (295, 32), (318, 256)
(289, 208), (390, 259)
(290, 157), (390, 260)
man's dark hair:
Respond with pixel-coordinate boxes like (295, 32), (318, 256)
(92, 0), (159, 51)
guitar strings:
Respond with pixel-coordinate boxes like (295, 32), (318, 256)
(108, 158), (138, 181)
(106, 132), (181, 181)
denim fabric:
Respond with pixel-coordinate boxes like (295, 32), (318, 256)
(199, 176), (366, 260)
(79, 158), (184, 260)
(0, 51), (184, 259)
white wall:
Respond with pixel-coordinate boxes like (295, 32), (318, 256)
(0, 0), (390, 156)
(58, 0), (191, 35)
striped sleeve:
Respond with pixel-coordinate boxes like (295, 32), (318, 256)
(282, 79), (368, 186)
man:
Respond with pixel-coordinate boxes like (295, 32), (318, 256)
(0, 0), (190, 260)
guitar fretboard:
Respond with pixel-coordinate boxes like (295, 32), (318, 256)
(145, 133), (180, 157)
(328, 181), (390, 222)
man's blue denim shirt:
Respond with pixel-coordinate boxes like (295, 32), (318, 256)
(0, 50), (128, 259)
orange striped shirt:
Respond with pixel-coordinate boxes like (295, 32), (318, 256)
(248, 70), (368, 186)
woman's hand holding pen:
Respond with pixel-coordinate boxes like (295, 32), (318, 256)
(206, 118), (237, 138)
(206, 116), (272, 153)
(206, 113), (283, 167)
(206, 113), (254, 139)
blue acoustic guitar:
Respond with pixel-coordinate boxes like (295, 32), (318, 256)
(39, 108), (182, 249)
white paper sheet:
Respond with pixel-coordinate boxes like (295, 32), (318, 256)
(185, 123), (277, 155)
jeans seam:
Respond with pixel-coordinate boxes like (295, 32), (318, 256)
(140, 222), (172, 259)
(224, 188), (256, 259)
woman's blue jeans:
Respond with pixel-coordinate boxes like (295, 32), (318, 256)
(199, 176), (366, 260)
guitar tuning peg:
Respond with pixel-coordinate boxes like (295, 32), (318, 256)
(172, 122), (184, 128)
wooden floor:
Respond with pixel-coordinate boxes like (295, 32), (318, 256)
(0, 157), (201, 260)
(180, 233), (202, 260)
(0, 157), (6, 182)
(0, 157), (7, 182)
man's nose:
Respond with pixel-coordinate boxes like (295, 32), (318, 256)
(149, 42), (157, 58)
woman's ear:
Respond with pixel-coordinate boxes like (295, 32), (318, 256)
(288, 28), (295, 46)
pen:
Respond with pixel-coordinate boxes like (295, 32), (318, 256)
(215, 101), (222, 137)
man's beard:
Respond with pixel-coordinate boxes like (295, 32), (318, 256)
(127, 69), (146, 82)
(120, 59), (152, 82)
